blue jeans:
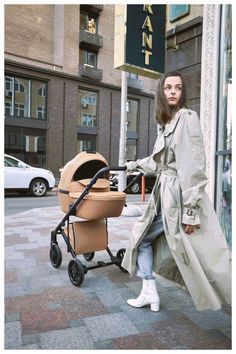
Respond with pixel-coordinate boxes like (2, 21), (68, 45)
(136, 212), (164, 279)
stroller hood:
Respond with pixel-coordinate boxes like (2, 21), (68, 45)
(59, 151), (108, 191)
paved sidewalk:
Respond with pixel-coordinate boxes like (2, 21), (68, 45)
(5, 203), (231, 349)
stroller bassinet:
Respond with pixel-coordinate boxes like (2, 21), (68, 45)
(58, 151), (126, 219)
(50, 151), (139, 287)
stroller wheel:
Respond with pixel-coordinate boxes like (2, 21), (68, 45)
(50, 243), (62, 268)
(116, 248), (128, 273)
(83, 252), (95, 262)
(68, 259), (84, 287)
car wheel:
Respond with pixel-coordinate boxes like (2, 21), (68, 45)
(30, 178), (48, 197)
(130, 181), (141, 194)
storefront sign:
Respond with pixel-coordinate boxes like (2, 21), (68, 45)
(114, 4), (166, 78)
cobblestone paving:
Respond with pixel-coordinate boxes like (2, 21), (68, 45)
(4, 205), (231, 349)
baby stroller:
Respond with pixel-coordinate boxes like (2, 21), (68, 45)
(49, 151), (142, 287)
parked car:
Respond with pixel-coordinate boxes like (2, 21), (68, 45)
(109, 171), (156, 194)
(4, 154), (56, 197)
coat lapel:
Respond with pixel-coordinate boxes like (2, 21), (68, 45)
(153, 133), (165, 155)
(153, 108), (186, 155)
(164, 108), (185, 137)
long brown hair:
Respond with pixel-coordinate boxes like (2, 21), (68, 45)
(154, 71), (187, 125)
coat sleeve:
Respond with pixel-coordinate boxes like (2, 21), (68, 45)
(125, 154), (158, 175)
(125, 136), (159, 174)
(175, 111), (208, 225)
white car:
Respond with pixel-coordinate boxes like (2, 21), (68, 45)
(4, 154), (55, 197)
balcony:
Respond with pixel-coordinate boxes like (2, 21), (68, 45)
(79, 30), (103, 50)
(79, 64), (103, 81)
(127, 77), (144, 91)
(80, 5), (103, 14)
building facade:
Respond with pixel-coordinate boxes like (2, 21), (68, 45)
(4, 4), (157, 176)
(4, 4), (232, 246)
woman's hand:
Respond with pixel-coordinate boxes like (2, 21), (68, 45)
(183, 224), (200, 234)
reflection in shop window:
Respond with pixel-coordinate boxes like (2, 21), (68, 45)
(4, 75), (47, 120)
(126, 99), (138, 161)
(126, 140), (137, 161)
(32, 81), (47, 119)
(127, 99), (138, 131)
(14, 103), (25, 117)
(5, 102), (12, 116)
(221, 156), (232, 247)
(5, 131), (46, 167)
(78, 89), (97, 127)
(38, 86), (46, 97)
(215, 5), (232, 248)
(77, 135), (96, 153)
(82, 114), (96, 127)
(37, 106), (46, 119)
(14, 79), (25, 93)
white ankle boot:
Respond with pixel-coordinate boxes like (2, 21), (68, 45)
(127, 278), (160, 312)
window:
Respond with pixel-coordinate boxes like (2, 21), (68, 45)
(126, 139), (137, 161)
(38, 86), (46, 97)
(77, 134), (96, 153)
(128, 72), (138, 80)
(5, 130), (46, 167)
(5, 76), (13, 92)
(83, 50), (97, 67)
(37, 106), (46, 119)
(14, 103), (25, 117)
(4, 75), (47, 120)
(5, 155), (20, 167)
(81, 92), (96, 106)
(31, 81), (47, 119)
(215, 5), (232, 248)
(126, 99), (139, 161)
(14, 79), (25, 93)
(78, 89), (97, 127)
(5, 102), (12, 116)
(127, 99), (138, 132)
(169, 5), (190, 22)
(80, 12), (98, 33)
(82, 114), (97, 127)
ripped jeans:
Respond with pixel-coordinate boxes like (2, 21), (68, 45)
(136, 211), (164, 279)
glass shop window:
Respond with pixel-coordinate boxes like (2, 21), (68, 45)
(78, 89), (97, 127)
(215, 5), (232, 248)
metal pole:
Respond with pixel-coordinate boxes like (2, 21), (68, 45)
(118, 71), (127, 191)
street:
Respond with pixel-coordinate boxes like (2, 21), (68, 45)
(4, 190), (150, 216)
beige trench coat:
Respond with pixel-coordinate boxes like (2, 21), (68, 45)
(122, 108), (231, 311)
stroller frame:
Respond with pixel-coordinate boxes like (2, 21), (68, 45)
(50, 165), (143, 287)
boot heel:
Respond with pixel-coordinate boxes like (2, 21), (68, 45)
(150, 302), (160, 312)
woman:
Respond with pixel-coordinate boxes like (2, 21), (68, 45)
(122, 71), (231, 312)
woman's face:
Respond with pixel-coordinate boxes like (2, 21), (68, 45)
(164, 76), (182, 107)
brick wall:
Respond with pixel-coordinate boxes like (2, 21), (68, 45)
(5, 5), (54, 65)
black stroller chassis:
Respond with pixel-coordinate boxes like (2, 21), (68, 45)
(50, 163), (143, 287)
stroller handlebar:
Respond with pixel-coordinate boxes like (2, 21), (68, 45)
(109, 166), (127, 171)
(88, 166), (126, 186)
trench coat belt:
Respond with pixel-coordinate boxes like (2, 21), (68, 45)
(159, 168), (178, 177)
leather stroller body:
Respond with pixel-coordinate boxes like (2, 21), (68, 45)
(50, 151), (131, 287)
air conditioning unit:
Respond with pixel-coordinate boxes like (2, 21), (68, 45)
(82, 103), (88, 108)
